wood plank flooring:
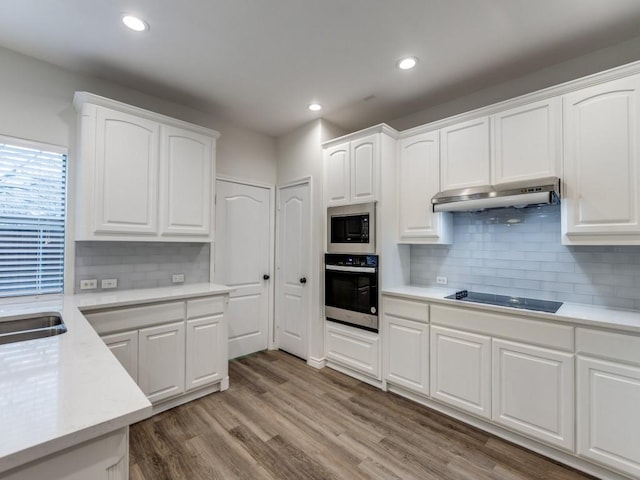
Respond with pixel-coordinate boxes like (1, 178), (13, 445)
(129, 350), (596, 480)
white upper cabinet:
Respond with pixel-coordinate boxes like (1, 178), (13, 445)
(324, 128), (392, 207)
(74, 92), (219, 242)
(398, 131), (451, 243)
(160, 125), (213, 237)
(94, 108), (159, 235)
(491, 98), (561, 185)
(440, 117), (490, 191)
(325, 143), (350, 206)
(563, 75), (640, 244)
(350, 134), (378, 204)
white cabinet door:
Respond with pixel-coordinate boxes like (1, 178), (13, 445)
(398, 131), (451, 243)
(325, 142), (350, 206)
(430, 325), (491, 419)
(351, 134), (378, 204)
(138, 321), (185, 403)
(491, 98), (561, 185)
(160, 125), (213, 237)
(492, 339), (574, 451)
(577, 356), (640, 478)
(440, 117), (490, 191)
(563, 74), (640, 243)
(186, 315), (223, 391)
(101, 330), (138, 383)
(94, 106), (159, 235)
(325, 321), (380, 379)
(383, 315), (429, 395)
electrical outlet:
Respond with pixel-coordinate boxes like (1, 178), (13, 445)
(80, 279), (98, 290)
(101, 278), (118, 289)
(172, 273), (185, 283)
(436, 276), (448, 285)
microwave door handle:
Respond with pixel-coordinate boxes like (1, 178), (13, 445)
(325, 265), (376, 273)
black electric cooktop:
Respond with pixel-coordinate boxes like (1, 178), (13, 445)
(445, 290), (563, 313)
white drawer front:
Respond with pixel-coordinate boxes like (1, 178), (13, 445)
(431, 304), (573, 351)
(85, 301), (185, 334)
(187, 295), (225, 319)
(325, 322), (380, 379)
(576, 327), (640, 366)
(383, 296), (429, 323)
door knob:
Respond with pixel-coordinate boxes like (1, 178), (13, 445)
(263, 274), (270, 280)
(300, 277), (307, 284)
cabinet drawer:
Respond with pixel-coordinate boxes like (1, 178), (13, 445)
(85, 301), (185, 335)
(431, 304), (573, 351)
(187, 295), (225, 319)
(576, 327), (640, 366)
(383, 296), (429, 323)
(325, 322), (380, 379)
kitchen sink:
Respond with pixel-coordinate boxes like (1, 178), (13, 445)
(0, 312), (67, 345)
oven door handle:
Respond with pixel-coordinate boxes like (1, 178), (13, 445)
(325, 265), (376, 273)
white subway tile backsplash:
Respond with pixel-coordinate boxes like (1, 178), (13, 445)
(74, 241), (210, 293)
(410, 205), (640, 310)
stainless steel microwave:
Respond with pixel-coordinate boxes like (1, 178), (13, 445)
(327, 203), (376, 254)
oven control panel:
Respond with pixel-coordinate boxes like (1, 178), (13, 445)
(325, 253), (378, 267)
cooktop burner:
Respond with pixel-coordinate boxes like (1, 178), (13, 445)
(445, 290), (563, 313)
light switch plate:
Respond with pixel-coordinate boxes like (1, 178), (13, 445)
(436, 276), (448, 285)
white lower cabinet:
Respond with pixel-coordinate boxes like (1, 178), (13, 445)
(492, 339), (574, 450)
(430, 325), (491, 419)
(325, 321), (380, 379)
(138, 321), (186, 403)
(101, 330), (139, 383)
(577, 356), (640, 477)
(384, 315), (429, 395)
(576, 326), (640, 478)
(3, 428), (129, 480)
(382, 296), (430, 395)
(88, 293), (228, 407)
(186, 315), (224, 391)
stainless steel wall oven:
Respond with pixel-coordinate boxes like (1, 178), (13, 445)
(324, 253), (378, 332)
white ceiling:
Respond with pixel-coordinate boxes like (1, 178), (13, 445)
(2, 1), (640, 136)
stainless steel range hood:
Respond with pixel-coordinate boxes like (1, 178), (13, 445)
(432, 177), (560, 212)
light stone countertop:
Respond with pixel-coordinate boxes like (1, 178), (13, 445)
(0, 283), (233, 474)
(382, 285), (640, 333)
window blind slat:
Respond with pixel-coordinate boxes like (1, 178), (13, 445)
(0, 139), (66, 297)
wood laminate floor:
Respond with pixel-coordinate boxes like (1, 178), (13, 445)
(130, 350), (596, 480)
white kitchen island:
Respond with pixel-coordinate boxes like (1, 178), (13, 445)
(0, 282), (232, 479)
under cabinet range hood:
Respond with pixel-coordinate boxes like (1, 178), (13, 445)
(431, 177), (560, 212)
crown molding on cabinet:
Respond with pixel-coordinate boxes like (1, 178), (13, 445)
(322, 123), (399, 149)
(73, 91), (221, 139)
(399, 58), (640, 139)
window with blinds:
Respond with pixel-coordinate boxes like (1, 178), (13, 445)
(0, 137), (67, 297)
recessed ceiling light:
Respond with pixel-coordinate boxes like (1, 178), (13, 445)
(308, 103), (322, 112)
(122, 14), (148, 32)
(396, 56), (418, 70)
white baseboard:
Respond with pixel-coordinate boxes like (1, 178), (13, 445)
(307, 356), (327, 369)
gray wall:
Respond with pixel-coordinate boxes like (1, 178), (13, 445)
(75, 242), (209, 292)
(410, 205), (640, 310)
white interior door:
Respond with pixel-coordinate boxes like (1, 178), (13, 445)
(276, 181), (310, 359)
(214, 179), (272, 359)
